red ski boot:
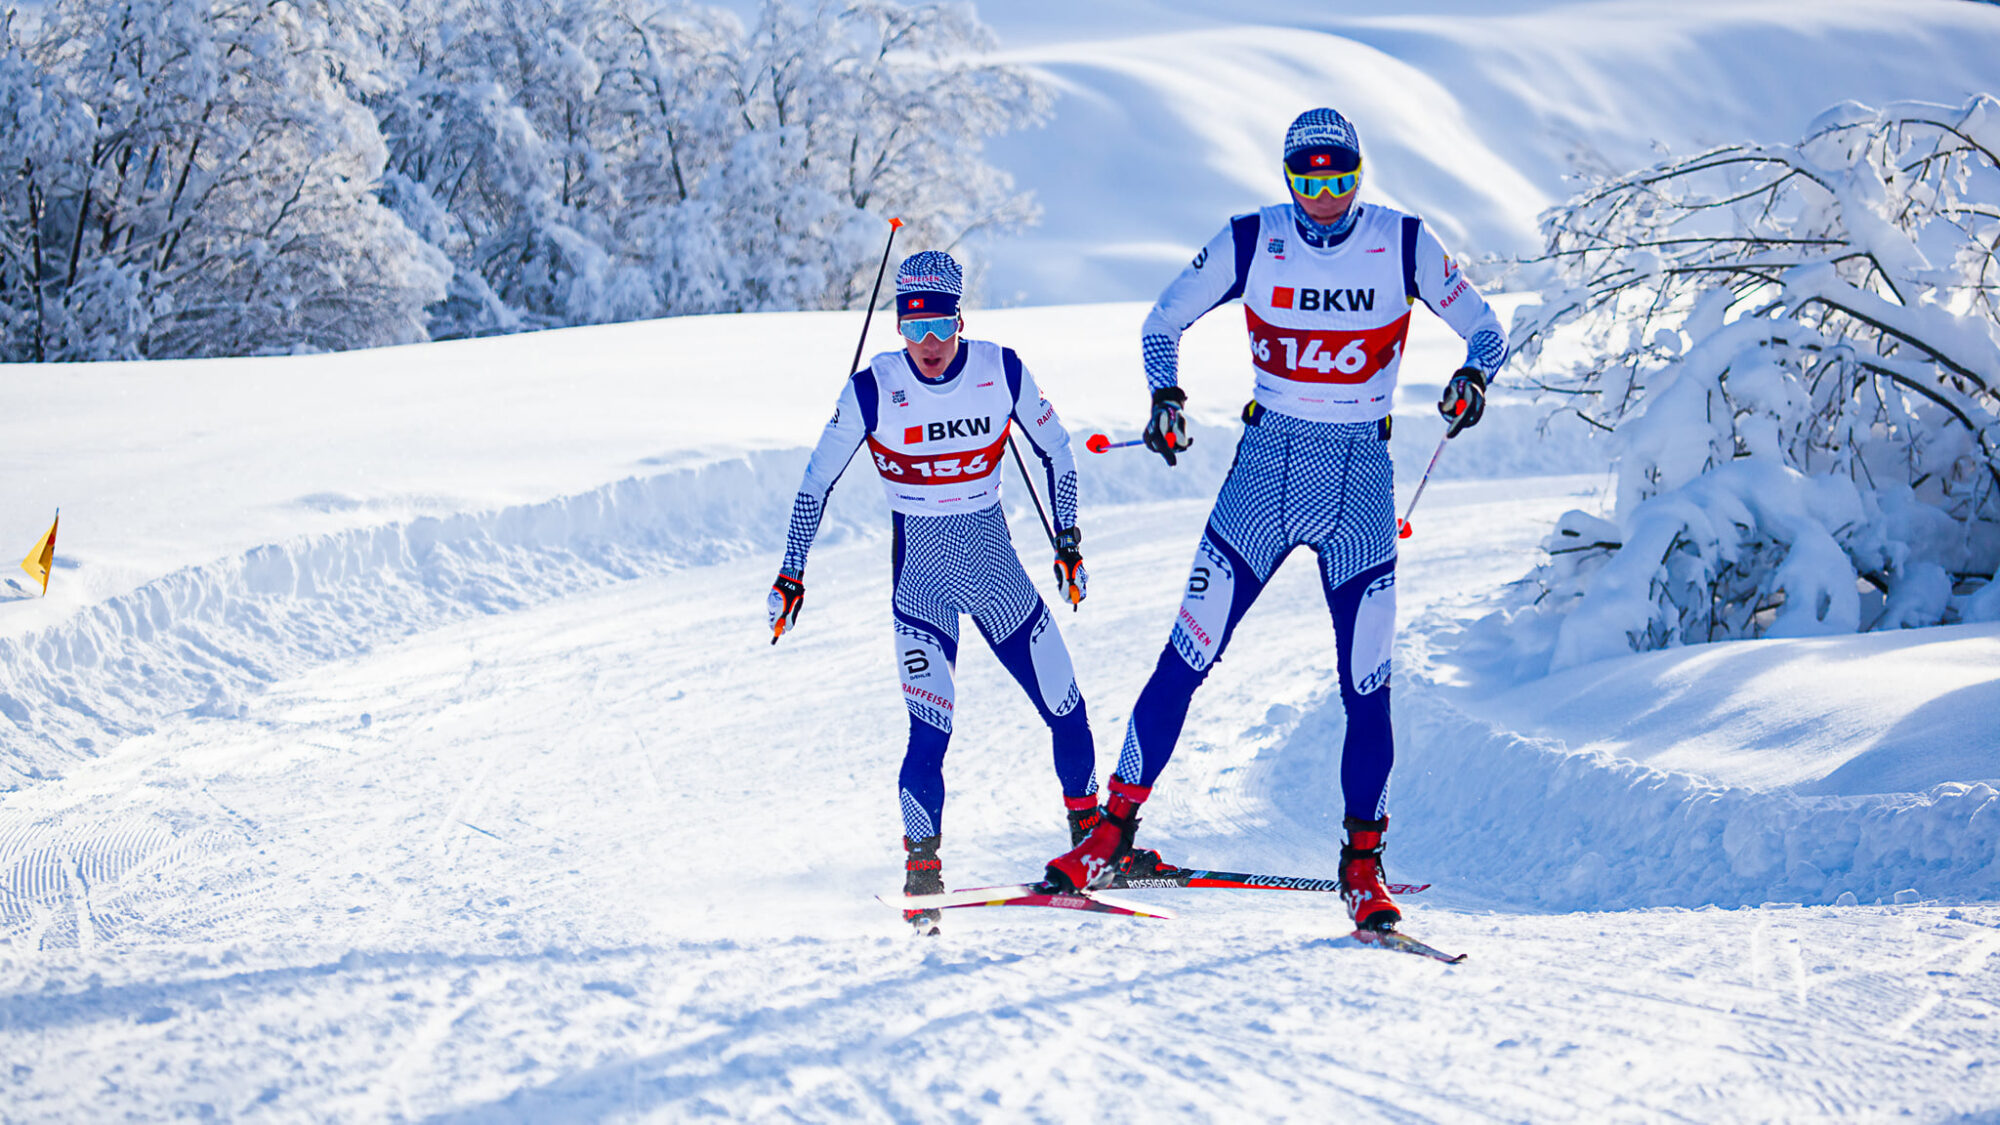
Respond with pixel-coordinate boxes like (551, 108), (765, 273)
(903, 834), (943, 936)
(1118, 843), (1188, 880)
(1338, 816), (1402, 932)
(1043, 776), (1150, 892)
(1064, 794), (1103, 847)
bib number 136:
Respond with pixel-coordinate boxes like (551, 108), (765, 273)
(874, 451), (990, 479)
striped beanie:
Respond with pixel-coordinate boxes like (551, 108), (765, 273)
(895, 250), (963, 317)
(1283, 107), (1362, 175)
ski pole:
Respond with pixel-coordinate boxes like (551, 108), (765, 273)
(774, 215), (904, 646)
(1396, 400), (1466, 540)
(1007, 433), (1057, 547)
(844, 216), (905, 382)
(1008, 432), (1083, 612)
(1084, 433), (1146, 453)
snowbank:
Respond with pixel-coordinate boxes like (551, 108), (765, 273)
(1265, 680), (2000, 910)
(1395, 702), (2000, 910)
(1471, 623), (2000, 798)
(0, 415), (1245, 789)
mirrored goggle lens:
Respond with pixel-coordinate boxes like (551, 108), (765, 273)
(899, 316), (957, 343)
(1287, 170), (1359, 199)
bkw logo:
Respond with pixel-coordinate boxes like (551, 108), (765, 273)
(1271, 287), (1376, 312)
(904, 417), (995, 443)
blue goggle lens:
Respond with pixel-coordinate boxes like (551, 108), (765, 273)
(1287, 170), (1359, 199)
(899, 315), (957, 343)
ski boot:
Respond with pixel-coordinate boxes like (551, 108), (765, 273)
(903, 834), (943, 936)
(1338, 816), (1402, 933)
(1043, 776), (1150, 892)
(1067, 792), (1184, 881)
(1118, 842), (1187, 880)
(1064, 794), (1103, 847)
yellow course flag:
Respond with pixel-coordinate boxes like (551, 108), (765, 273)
(20, 509), (57, 595)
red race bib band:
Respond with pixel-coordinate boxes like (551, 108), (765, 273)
(1243, 307), (1410, 386)
(866, 426), (1011, 484)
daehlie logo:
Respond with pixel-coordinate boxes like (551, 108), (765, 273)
(903, 417), (995, 443)
(1271, 286), (1376, 312)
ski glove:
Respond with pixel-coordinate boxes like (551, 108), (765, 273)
(768, 572), (805, 644)
(1439, 367), (1486, 438)
(1142, 387), (1191, 467)
(1052, 526), (1087, 609)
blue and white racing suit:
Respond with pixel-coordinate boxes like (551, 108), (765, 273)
(1125, 201), (1508, 820)
(781, 339), (1094, 840)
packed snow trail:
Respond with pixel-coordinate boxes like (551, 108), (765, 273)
(2, 480), (1996, 1121)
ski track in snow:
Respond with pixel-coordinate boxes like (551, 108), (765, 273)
(1, 480), (1997, 1121)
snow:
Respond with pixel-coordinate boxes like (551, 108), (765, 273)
(3, 1), (2000, 1119)
(1471, 623), (2000, 798)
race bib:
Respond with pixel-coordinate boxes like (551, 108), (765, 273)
(1245, 307), (1409, 385)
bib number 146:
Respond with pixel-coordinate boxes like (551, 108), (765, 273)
(1253, 334), (1370, 376)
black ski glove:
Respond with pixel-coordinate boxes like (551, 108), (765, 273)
(768, 571), (804, 643)
(1439, 368), (1486, 438)
(1052, 526), (1086, 609)
(1143, 387), (1191, 466)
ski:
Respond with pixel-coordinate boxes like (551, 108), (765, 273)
(1109, 868), (1429, 896)
(878, 883), (1175, 920)
(1345, 928), (1467, 964)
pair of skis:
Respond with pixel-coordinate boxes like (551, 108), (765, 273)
(878, 866), (1465, 964)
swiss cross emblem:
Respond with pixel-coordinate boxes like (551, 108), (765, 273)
(909, 297), (924, 309)
(1311, 153), (1331, 167)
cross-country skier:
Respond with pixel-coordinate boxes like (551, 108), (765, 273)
(1043, 108), (1508, 933)
(768, 250), (1099, 933)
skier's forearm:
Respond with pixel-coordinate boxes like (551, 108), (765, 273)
(1462, 326), (1507, 381)
(779, 492), (824, 578)
(1410, 221), (1508, 380)
(783, 380), (869, 575)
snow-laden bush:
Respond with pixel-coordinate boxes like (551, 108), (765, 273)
(1477, 96), (2000, 676)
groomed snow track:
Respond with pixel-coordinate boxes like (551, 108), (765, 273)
(1, 426), (1996, 1120)
(2, 433), (1992, 939)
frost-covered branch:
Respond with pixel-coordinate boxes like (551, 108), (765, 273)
(1483, 96), (2000, 675)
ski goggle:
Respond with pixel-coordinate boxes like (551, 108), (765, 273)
(898, 315), (958, 343)
(1287, 167), (1361, 199)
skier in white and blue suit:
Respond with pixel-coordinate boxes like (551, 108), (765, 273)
(1046, 109), (1508, 933)
(768, 250), (1098, 932)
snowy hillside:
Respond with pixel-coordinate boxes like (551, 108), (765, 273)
(3, 1), (1999, 1120)
(973, 0), (2000, 303)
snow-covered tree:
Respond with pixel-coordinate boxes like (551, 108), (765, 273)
(1479, 96), (2000, 675)
(680, 0), (1048, 313)
(0, 0), (446, 361)
(0, 0), (1044, 356)
(369, 0), (1049, 336)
